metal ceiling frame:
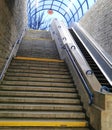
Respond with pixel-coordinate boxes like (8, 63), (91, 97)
(27, 0), (96, 30)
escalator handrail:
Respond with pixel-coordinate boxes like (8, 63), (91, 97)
(64, 44), (93, 105)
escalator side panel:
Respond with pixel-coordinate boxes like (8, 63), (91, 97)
(69, 29), (112, 91)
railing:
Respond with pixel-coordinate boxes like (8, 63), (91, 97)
(63, 44), (93, 105)
(51, 19), (112, 104)
(0, 28), (27, 81)
(100, 86), (110, 93)
(50, 19), (94, 105)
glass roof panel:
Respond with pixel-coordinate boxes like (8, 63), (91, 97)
(82, 1), (88, 14)
(27, 0), (96, 30)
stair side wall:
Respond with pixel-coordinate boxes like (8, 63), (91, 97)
(0, 0), (27, 74)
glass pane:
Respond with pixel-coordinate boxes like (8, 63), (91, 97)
(82, 1), (87, 14)
(60, 3), (67, 9)
(78, 8), (82, 18)
(44, 0), (52, 5)
(78, 0), (85, 3)
(74, 0), (80, 8)
(52, 5), (59, 10)
(59, 8), (65, 15)
(44, 4), (51, 9)
(88, 0), (95, 8)
(53, 1), (61, 6)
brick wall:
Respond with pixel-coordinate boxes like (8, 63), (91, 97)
(0, 0), (27, 74)
(79, 0), (112, 58)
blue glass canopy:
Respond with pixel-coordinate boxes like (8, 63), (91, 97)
(27, 0), (96, 30)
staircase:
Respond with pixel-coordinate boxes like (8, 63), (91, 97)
(0, 30), (90, 130)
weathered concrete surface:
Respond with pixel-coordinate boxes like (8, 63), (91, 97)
(17, 30), (60, 59)
(79, 0), (112, 58)
(24, 30), (52, 39)
(0, 0), (27, 74)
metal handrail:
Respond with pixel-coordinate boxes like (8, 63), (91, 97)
(64, 44), (93, 105)
(100, 86), (110, 93)
(0, 28), (26, 81)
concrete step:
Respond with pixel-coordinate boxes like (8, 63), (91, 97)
(0, 103), (82, 111)
(17, 50), (59, 54)
(12, 59), (65, 66)
(17, 53), (60, 59)
(0, 85), (77, 93)
(0, 111), (85, 119)
(0, 127), (90, 130)
(0, 97), (80, 105)
(7, 69), (70, 75)
(4, 76), (72, 83)
(10, 62), (67, 69)
(17, 46), (60, 59)
(24, 50), (59, 54)
(2, 80), (74, 87)
(24, 30), (52, 39)
(16, 39), (60, 59)
(5, 73), (71, 79)
(0, 119), (89, 129)
(17, 53), (59, 57)
(0, 91), (79, 98)
(8, 66), (68, 72)
(25, 29), (51, 38)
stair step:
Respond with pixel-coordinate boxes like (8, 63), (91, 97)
(0, 120), (88, 129)
(14, 57), (63, 63)
(19, 36), (53, 41)
(24, 30), (52, 39)
(17, 50), (59, 53)
(0, 111), (85, 119)
(4, 77), (72, 83)
(0, 103), (82, 111)
(8, 66), (68, 72)
(10, 62), (67, 68)
(0, 91), (78, 98)
(22, 37), (52, 40)
(0, 127), (90, 130)
(0, 85), (76, 92)
(0, 97), (80, 104)
(12, 59), (65, 66)
(16, 40), (60, 59)
(2, 81), (74, 87)
(7, 69), (70, 75)
(5, 73), (71, 79)
(17, 54), (60, 59)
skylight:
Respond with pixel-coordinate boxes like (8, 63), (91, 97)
(27, 0), (96, 30)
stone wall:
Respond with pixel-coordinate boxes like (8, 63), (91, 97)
(0, 0), (27, 74)
(79, 0), (112, 58)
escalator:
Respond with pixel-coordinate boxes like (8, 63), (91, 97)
(69, 28), (112, 92)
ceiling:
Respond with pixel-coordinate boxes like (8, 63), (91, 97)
(27, 0), (96, 30)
